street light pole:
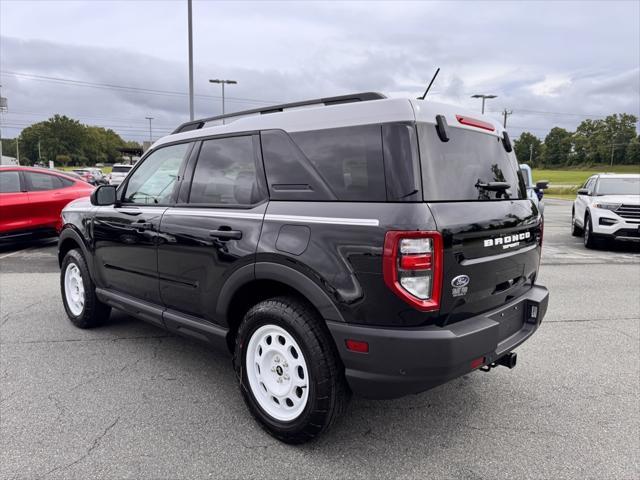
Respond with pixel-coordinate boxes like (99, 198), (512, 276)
(471, 94), (497, 114)
(209, 79), (237, 123)
(187, 0), (194, 121)
(145, 116), (154, 143)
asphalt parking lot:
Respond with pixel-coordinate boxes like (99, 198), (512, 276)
(1, 199), (638, 479)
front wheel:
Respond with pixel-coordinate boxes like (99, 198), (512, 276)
(583, 214), (597, 249)
(571, 210), (582, 237)
(61, 249), (111, 328)
(234, 297), (349, 444)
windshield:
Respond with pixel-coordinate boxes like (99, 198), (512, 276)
(418, 123), (525, 201)
(596, 177), (640, 196)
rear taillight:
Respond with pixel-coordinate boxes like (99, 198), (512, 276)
(383, 231), (443, 311)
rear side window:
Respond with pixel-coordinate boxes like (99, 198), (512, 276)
(291, 125), (386, 201)
(418, 124), (525, 201)
(0, 171), (21, 193)
(25, 172), (66, 191)
(189, 136), (263, 206)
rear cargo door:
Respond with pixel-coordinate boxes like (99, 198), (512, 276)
(418, 122), (542, 324)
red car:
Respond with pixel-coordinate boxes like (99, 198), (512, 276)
(0, 166), (95, 241)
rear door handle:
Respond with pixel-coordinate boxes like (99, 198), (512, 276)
(209, 229), (242, 240)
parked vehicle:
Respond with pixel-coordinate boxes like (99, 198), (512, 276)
(571, 173), (640, 248)
(73, 168), (108, 186)
(519, 164), (548, 213)
(58, 92), (548, 443)
(0, 166), (94, 241)
(108, 164), (133, 186)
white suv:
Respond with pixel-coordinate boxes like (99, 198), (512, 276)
(108, 164), (133, 186)
(571, 173), (640, 248)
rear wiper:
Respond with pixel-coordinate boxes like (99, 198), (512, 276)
(475, 181), (511, 192)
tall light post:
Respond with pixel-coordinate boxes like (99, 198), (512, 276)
(471, 94), (497, 114)
(187, 0), (194, 121)
(209, 79), (237, 122)
(145, 116), (154, 143)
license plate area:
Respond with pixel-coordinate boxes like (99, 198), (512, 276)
(490, 302), (525, 340)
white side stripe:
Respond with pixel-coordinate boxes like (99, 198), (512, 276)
(265, 214), (379, 227)
(164, 209), (264, 220)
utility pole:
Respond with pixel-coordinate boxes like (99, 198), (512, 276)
(471, 94), (497, 114)
(38, 139), (42, 163)
(610, 143), (615, 167)
(502, 109), (513, 128)
(16, 136), (19, 164)
(0, 84), (6, 161)
(529, 144), (533, 164)
(145, 116), (154, 143)
(188, 0), (194, 120)
(209, 79), (238, 123)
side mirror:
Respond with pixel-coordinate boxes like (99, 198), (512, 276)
(91, 185), (117, 206)
(577, 188), (589, 196)
(535, 181), (549, 190)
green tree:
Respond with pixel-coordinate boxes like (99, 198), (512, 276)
(626, 136), (640, 164)
(542, 127), (573, 166)
(513, 132), (543, 167)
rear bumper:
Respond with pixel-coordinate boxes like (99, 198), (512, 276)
(327, 285), (549, 399)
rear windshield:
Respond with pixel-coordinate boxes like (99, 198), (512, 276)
(595, 177), (640, 196)
(418, 123), (525, 201)
(112, 166), (132, 173)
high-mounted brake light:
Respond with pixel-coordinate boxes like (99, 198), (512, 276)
(456, 115), (495, 132)
(383, 231), (443, 311)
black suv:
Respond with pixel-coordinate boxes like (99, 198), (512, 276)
(58, 92), (549, 443)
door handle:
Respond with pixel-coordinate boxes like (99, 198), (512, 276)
(209, 229), (242, 240)
(134, 222), (153, 232)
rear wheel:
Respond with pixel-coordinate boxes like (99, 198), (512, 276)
(234, 296), (349, 444)
(571, 209), (582, 237)
(60, 249), (111, 328)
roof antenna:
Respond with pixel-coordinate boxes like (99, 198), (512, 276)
(418, 68), (440, 100)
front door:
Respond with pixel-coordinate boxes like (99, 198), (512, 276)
(92, 142), (192, 304)
(157, 135), (267, 324)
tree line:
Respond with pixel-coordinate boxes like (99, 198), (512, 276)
(1, 115), (142, 166)
(513, 113), (639, 168)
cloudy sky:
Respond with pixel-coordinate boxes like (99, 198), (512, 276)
(1, 0), (639, 143)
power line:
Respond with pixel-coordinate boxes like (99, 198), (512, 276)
(0, 71), (283, 105)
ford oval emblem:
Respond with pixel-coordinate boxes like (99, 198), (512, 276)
(451, 275), (470, 288)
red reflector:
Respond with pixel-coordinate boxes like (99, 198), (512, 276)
(400, 253), (432, 270)
(470, 356), (485, 369)
(345, 339), (369, 353)
(456, 115), (495, 132)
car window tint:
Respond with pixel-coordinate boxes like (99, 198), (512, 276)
(189, 136), (261, 206)
(0, 171), (21, 193)
(26, 172), (65, 191)
(59, 176), (75, 187)
(290, 125), (386, 201)
(123, 143), (190, 205)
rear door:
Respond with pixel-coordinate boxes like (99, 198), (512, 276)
(417, 123), (542, 324)
(92, 143), (192, 304)
(0, 170), (31, 235)
(157, 134), (267, 324)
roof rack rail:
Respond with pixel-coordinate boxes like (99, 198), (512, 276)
(172, 91), (387, 134)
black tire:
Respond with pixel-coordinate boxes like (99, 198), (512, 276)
(571, 209), (582, 237)
(233, 296), (349, 444)
(60, 249), (111, 328)
(583, 214), (597, 249)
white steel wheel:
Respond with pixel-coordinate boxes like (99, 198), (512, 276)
(245, 324), (310, 422)
(64, 263), (85, 316)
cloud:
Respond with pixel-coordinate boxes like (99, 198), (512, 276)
(1, 0), (638, 142)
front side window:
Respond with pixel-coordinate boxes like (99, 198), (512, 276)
(25, 172), (66, 191)
(0, 171), (21, 193)
(189, 136), (262, 206)
(123, 143), (190, 205)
